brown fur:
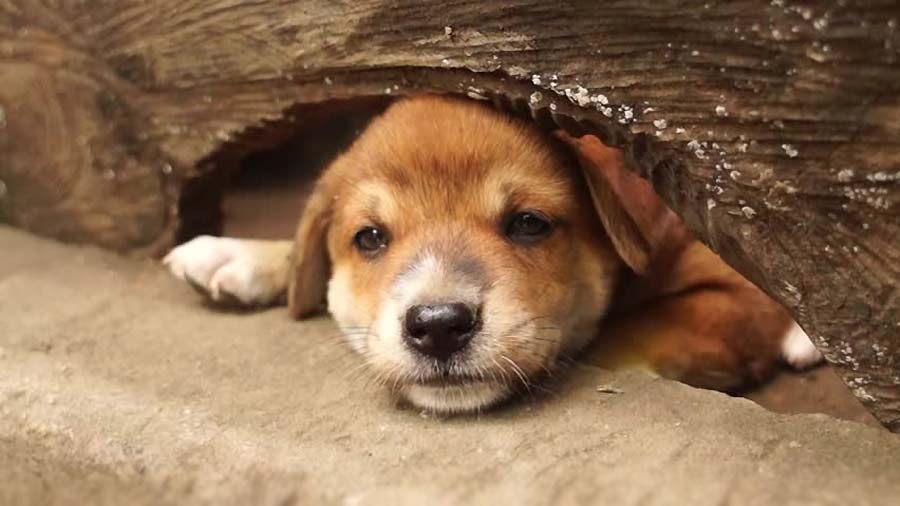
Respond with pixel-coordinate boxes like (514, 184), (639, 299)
(556, 133), (790, 390)
(287, 95), (793, 409)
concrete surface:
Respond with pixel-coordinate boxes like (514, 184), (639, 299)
(1, 225), (899, 506)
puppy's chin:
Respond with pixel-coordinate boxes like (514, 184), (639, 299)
(401, 381), (511, 414)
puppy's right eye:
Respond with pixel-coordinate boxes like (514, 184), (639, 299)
(504, 210), (553, 244)
(353, 226), (389, 255)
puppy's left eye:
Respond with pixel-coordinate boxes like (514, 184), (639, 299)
(353, 226), (389, 255)
(504, 211), (553, 243)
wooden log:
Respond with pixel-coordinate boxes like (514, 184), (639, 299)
(0, 1), (897, 429)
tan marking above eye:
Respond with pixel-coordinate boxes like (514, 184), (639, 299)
(342, 180), (399, 229)
(482, 169), (571, 221)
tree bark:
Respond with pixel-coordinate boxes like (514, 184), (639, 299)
(1, 0), (897, 429)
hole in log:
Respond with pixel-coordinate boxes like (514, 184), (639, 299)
(177, 97), (393, 242)
(224, 98), (391, 239)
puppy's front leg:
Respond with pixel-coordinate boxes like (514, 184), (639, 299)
(163, 236), (292, 307)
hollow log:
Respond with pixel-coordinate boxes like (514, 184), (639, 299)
(0, 1), (897, 430)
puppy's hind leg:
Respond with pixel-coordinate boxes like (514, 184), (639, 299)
(163, 236), (293, 307)
(781, 322), (824, 370)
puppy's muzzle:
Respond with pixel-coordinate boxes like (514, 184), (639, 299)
(403, 303), (480, 361)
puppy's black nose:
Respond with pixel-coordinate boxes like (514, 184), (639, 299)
(404, 303), (478, 361)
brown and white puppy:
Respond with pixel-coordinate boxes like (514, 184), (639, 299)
(165, 95), (822, 413)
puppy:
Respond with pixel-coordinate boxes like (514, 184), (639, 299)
(165, 95), (822, 413)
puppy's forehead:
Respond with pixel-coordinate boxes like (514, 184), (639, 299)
(343, 162), (572, 224)
(338, 97), (575, 219)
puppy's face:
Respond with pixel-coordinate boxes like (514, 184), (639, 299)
(297, 97), (622, 413)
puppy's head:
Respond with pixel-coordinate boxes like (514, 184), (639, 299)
(288, 96), (651, 413)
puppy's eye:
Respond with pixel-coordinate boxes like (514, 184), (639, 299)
(504, 211), (553, 243)
(353, 226), (389, 254)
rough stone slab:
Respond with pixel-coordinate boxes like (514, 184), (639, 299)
(0, 226), (898, 506)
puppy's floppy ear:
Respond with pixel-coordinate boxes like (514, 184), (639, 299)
(555, 132), (676, 276)
(287, 174), (336, 319)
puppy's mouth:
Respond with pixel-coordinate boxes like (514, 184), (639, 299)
(395, 360), (522, 414)
(414, 371), (483, 388)
(402, 376), (511, 414)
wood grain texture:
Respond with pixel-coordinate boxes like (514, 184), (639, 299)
(0, 0), (897, 429)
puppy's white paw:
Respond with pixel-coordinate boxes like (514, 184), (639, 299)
(781, 322), (824, 370)
(164, 235), (234, 286)
(163, 236), (285, 306)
